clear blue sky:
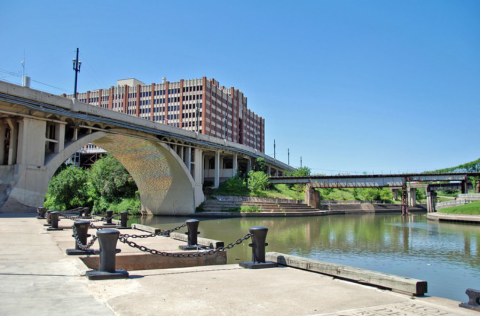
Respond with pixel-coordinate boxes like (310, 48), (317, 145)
(1, 1), (479, 174)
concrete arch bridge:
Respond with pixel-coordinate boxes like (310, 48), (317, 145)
(0, 81), (292, 214)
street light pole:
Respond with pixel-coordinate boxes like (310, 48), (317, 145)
(72, 48), (81, 99)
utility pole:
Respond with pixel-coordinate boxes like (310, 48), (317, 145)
(274, 139), (276, 159)
(300, 156), (302, 168)
(72, 48), (81, 99)
(288, 148), (290, 165)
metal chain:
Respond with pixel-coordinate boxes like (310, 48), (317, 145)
(161, 222), (187, 236)
(119, 222), (187, 239)
(118, 232), (252, 258)
(72, 225), (98, 250)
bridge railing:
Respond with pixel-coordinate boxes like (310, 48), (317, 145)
(436, 200), (473, 210)
(457, 193), (480, 199)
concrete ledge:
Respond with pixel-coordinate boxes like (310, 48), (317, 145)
(81, 251), (226, 271)
(266, 252), (427, 296)
(131, 223), (163, 234)
(170, 232), (224, 249)
(427, 213), (480, 224)
(192, 211), (326, 217)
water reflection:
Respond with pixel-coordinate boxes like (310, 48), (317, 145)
(128, 213), (480, 301)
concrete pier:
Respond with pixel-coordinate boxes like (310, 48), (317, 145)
(0, 213), (478, 316)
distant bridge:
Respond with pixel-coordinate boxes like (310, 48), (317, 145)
(0, 81), (292, 214)
(270, 173), (480, 214)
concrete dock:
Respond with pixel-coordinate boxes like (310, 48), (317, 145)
(0, 213), (478, 316)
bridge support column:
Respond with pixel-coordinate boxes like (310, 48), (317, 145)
(0, 120), (7, 164)
(17, 118), (46, 166)
(426, 191), (437, 213)
(54, 123), (66, 153)
(305, 183), (320, 209)
(408, 188), (417, 206)
(179, 145), (184, 161)
(476, 180), (480, 194)
(233, 154), (238, 176)
(401, 181), (409, 215)
(461, 180), (468, 194)
(193, 148), (205, 208)
(213, 151), (220, 189)
(186, 147), (191, 173)
(6, 118), (17, 165)
(247, 158), (252, 172)
(267, 165), (271, 177)
(391, 189), (399, 201)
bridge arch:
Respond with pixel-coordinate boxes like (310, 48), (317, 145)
(41, 132), (199, 215)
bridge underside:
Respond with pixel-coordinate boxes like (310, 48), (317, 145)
(92, 134), (195, 215)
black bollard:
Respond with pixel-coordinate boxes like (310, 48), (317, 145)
(84, 207), (92, 218)
(86, 229), (128, 280)
(43, 210), (53, 226)
(460, 288), (480, 311)
(47, 211), (63, 231)
(179, 219), (203, 250)
(117, 211), (131, 229)
(104, 210), (116, 226)
(239, 226), (278, 269)
(37, 207), (47, 219)
(66, 220), (96, 255)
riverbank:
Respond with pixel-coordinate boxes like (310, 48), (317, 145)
(195, 202), (428, 217)
(1, 213), (479, 315)
(427, 212), (480, 224)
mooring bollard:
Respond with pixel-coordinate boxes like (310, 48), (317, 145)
(84, 207), (91, 218)
(66, 220), (96, 255)
(118, 211), (130, 229)
(86, 229), (128, 280)
(47, 211), (63, 231)
(104, 210), (115, 226)
(239, 226), (278, 269)
(37, 207), (47, 219)
(179, 219), (203, 250)
(460, 288), (480, 311)
(43, 210), (53, 226)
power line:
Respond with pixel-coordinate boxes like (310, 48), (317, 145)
(79, 52), (108, 88)
(31, 79), (70, 93)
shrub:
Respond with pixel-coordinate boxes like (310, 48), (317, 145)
(247, 171), (269, 193)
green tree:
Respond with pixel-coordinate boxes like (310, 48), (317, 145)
(44, 166), (89, 210)
(89, 154), (138, 204)
(362, 188), (380, 201)
(379, 188), (392, 202)
(256, 158), (266, 172)
(247, 170), (270, 193)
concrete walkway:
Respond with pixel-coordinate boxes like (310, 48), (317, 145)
(0, 214), (478, 316)
(427, 212), (480, 223)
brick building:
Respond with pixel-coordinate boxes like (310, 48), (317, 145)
(65, 77), (265, 153)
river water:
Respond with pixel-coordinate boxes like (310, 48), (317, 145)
(128, 213), (480, 302)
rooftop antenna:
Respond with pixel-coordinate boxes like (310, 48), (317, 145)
(21, 50), (31, 88)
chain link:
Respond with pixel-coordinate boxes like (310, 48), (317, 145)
(72, 225), (98, 250)
(117, 232), (252, 258)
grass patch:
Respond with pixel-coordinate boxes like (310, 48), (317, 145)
(438, 201), (480, 215)
(240, 205), (262, 213)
